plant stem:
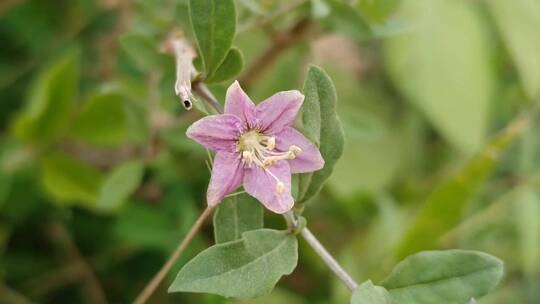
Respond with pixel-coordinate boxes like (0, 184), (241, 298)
(49, 223), (107, 304)
(284, 212), (358, 291)
(300, 227), (359, 291)
(0, 284), (33, 304)
(237, 0), (309, 33)
(133, 206), (214, 304)
(238, 18), (312, 91)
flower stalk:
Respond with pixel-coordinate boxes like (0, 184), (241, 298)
(284, 212), (359, 291)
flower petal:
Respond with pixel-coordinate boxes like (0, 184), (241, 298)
(256, 90), (304, 134)
(243, 161), (294, 214)
(224, 81), (257, 127)
(207, 152), (244, 206)
(186, 114), (243, 152)
(276, 127), (325, 173)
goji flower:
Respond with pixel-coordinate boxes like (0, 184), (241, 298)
(187, 81), (324, 213)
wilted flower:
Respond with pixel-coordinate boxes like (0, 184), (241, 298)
(187, 81), (324, 213)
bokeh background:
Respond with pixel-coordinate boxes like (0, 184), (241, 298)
(1, 0), (540, 303)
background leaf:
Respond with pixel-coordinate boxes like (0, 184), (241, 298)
(382, 250), (504, 304)
(71, 91), (131, 146)
(514, 186), (540, 277)
(189, 0), (236, 79)
(385, 0), (495, 154)
(169, 229), (298, 299)
(120, 33), (170, 72)
(97, 160), (144, 212)
(213, 192), (263, 244)
(394, 114), (528, 259)
(357, 0), (401, 24)
(298, 66), (344, 203)
(40, 152), (103, 206)
(488, 0), (540, 100)
(351, 280), (393, 304)
(13, 52), (79, 143)
(318, 0), (372, 41)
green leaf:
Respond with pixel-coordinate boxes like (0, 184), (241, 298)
(394, 116), (528, 259)
(357, 0), (401, 24)
(488, 0), (540, 99)
(213, 193), (263, 244)
(97, 161), (144, 212)
(514, 186), (540, 277)
(298, 66), (345, 202)
(169, 229), (298, 299)
(120, 33), (170, 72)
(189, 0), (236, 79)
(71, 91), (130, 146)
(319, 0), (372, 41)
(385, 0), (495, 153)
(13, 52), (79, 143)
(40, 152), (103, 206)
(382, 250), (504, 304)
(114, 187), (199, 253)
(351, 280), (393, 304)
(206, 47), (244, 83)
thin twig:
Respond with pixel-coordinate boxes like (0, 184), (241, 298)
(49, 223), (107, 304)
(0, 284), (33, 304)
(23, 263), (86, 297)
(237, 0), (309, 33)
(238, 18), (312, 91)
(284, 212), (358, 291)
(133, 206), (215, 304)
(301, 227), (358, 291)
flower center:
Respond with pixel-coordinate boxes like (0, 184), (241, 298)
(237, 130), (302, 193)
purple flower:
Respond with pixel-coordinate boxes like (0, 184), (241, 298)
(187, 81), (324, 214)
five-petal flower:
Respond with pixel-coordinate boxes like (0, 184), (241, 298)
(187, 81), (324, 213)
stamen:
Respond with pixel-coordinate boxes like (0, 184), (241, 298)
(276, 182), (285, 194)
(289, 145), (302, 157)
(265, 137), (276, 150)
(237, 130), (306, 194)
(238, 131), (303, 194)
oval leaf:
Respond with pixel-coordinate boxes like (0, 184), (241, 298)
(97, 160), (144, 212)
(488, 0), (540, 99)
(71, 91), (129, 146)
(382, 250), (504, 304)
(120, 33), (170, 72)
(394, 116), (528, 259)
(41, 152), (103, 206)
(189, 0), (236, 79)
(206, 47), (244, 83)
(298, 66), (344, 202)
(385, 0), (494, 153)
(319, 0), (372, 41)
(351, 280), (393, 304)
(213, 192), (263, 244)
(13, 52), (79, 143)
(168, 229), (298, 299)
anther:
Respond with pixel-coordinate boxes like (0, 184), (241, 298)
(276, 182), (285, 194)
(242, 151), (253, 166)
(289, 145), (302, 158)
(266, 137), (276, 150)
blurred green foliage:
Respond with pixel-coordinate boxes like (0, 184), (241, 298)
(1, 0), (540, 303)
